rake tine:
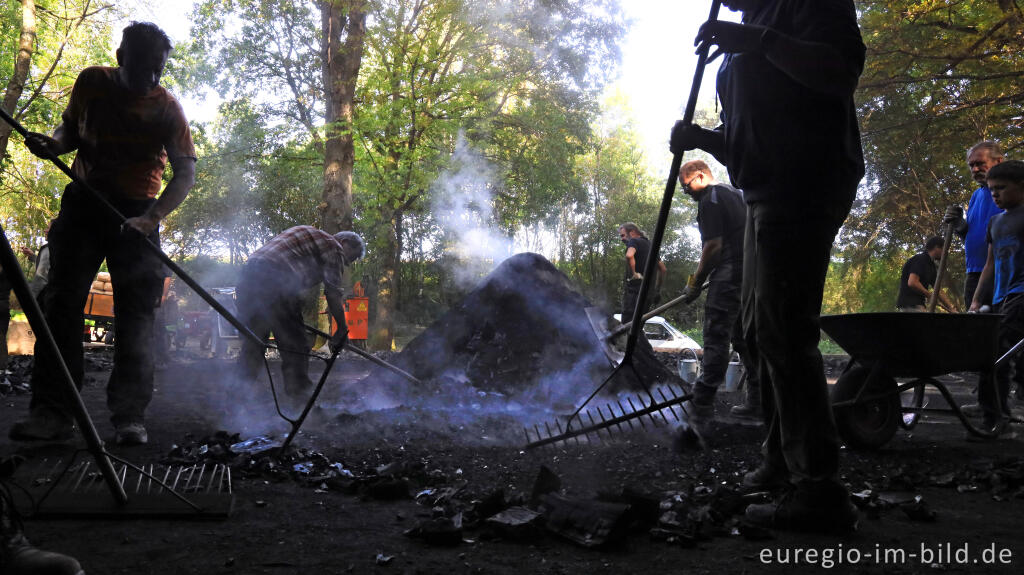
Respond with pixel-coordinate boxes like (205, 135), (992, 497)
(616, 400), (635, 430)
(226, 466), (232, 494)
(171, 467), (184, 491)
(207, 465), (221, 492)
(596, 406), (614, 438)
(544, 421), (555, 447)
(585, 411), (602, 442)
(604, 404), (625, 433)
(647, 392), (671, 424)
(523, 427), (532, 444)
(193, 465), (207, 493)
(626, 397), (646, 429)
(659, 388), (681, 422)
(533, 424), (542, 443)
(159, 467), (172, 494)
(70, 462), (91, 492)
(135, 465), (145, 493)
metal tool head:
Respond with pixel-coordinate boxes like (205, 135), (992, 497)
(584, 306), (624, 366)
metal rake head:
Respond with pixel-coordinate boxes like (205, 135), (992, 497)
(12, 457), (234, 518)
(523, 384), (702, 450)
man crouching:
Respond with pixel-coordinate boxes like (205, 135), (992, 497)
(237, 226), (364, 397)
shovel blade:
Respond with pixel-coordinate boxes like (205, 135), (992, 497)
(585, 307), (624, 366)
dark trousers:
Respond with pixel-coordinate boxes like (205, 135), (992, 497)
(30, 184), (163, 426)
(621, 278), (644, 324)
(965, 271), (989, 308)
(236, 260), (314, 392)
(694, 264), (756, 401)
(983, 295), (1024, 424)
(742, 198), (850, 483)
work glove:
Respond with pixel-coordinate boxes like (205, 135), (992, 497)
(631, 272), (644, 281)
(681, 274), (703, 304)
(328, 328), (349, 354)
(943, 204), (967, 236)
(670, 121), (705, 156)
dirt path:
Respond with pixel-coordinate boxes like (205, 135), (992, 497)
(2, 351), (1022, 574)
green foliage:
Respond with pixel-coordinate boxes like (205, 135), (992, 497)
(0, 1), (123, 255)
(844, 1), (1023, 258)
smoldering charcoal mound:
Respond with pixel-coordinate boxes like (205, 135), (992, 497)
(376, 252), (679, 395)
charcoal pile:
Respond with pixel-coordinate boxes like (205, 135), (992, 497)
(377, 253), (678, 397)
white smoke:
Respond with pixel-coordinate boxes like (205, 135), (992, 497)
(430, 132), (517, 287)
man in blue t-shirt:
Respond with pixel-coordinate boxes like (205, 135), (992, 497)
(968, 160), (1024, 438)
(945, 141), (1005, 306)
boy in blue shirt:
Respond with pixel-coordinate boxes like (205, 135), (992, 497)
(969, 160), (1024, 438)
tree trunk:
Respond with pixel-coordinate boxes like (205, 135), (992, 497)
(0, 0), (37, 163)
(369, 212), (399, 350)
(319, 0), (367, 234)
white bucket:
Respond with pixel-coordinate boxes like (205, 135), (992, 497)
(724, 361), (743, 392)
(678, 355), (699, 384)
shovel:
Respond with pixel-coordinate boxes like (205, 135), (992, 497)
(586, 284), (708, 366)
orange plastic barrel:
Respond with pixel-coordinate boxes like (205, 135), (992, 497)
(330, 296), (369, 340)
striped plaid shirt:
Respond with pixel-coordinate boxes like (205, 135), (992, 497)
(249, 226), (348, 294)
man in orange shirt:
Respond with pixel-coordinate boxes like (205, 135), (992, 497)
(10, 22), (196, 446)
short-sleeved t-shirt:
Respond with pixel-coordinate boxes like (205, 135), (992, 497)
(624, 236), (653, 280)
(966, 186), (1003, 274)
(896, 252), (937, 309)
(62, 66), (196, 200)
(986, 206), (1024, 305)
(696, 183), (745, 281)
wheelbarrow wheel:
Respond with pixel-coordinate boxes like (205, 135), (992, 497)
(831, 362), (899, 450)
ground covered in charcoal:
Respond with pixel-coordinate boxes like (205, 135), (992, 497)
(2, 348), (1023, 574)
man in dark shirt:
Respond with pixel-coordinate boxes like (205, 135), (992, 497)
(11, 22), (196, 446)
(896, 237), (956, 312)
(670, 0), (864, 532)
(678, 160), (760, 420)
(618, 223), (666, 324)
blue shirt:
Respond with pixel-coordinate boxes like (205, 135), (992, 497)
(986, 206), (1024, 305)
(966, 186), (1003, 273)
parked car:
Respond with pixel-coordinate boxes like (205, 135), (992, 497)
(612, 314), (702, 355)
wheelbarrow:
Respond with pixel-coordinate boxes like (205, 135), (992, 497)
(820, 312), (1014, 449)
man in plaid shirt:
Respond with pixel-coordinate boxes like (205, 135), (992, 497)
(237, 226), (365, 396)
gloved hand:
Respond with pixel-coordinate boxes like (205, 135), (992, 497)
(943, 204), (967, 236)
(328, 328), (349, 354)
(23, 132), (60, 159)
(943, 205), (964, 224)
(631, 272), (644, 281)
(681, 274), (703, 304)
(670, 121), (706, 156)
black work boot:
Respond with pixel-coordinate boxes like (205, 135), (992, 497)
(745, 478), (858, 534)
(730, 380), (762, 419)
(8, 408), (74, 442)
(741, 458), (789, 491)
(1, 461), (84, 575)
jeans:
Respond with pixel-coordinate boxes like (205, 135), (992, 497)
(694, 263), (757, 402)
(236, 260), (314, 393)
(30, 184), (164, 426)
(742, 197), (851, 482)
